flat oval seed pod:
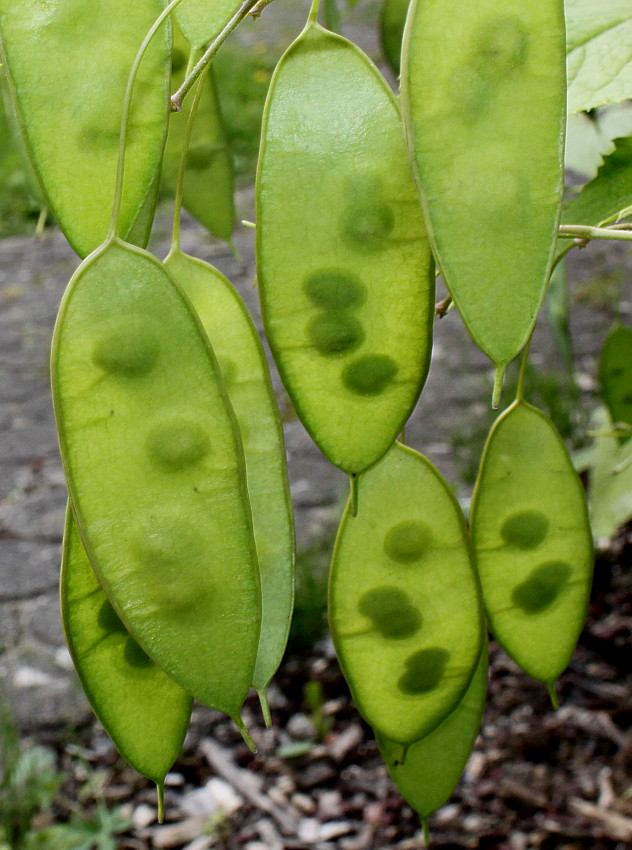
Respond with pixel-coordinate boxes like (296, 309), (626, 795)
(598, 324), (632, 440)
(52, 239), (261, 731)
(380, 0), (410, 76)
(164, 29), (235, 241)
(164, 249), (294, 717)
(401, 0), (566, 398)
(175, 1), (242, 49)
(257, 19), (434, 475)
(0, 0), (170, 258)
(470, 401), (593, 689)
(377, 639), (488, 824)
(61, 505), (192, 815)
(329, 442), (483, 744)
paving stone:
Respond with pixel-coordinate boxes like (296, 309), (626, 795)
(0, 602), (21, 652)
(0, 645), (91, 729)
(0, 540), (60, 601)
(0, 491), (66, 542)
(24, 593), (66, 647)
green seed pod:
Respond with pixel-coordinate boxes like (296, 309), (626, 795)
(52, 239), (261, 735)
(164, 249), (295, 720)
(380, 0), (410, 76)
(164, 26), (234, 241)
(378, 639), (488, 825)
(61, 506), (192, 817)
(257, 16), (434, 474)
(598, 323), (632, 441)
(175, 0), (242, 48)
(0, 0), (171, 258)
(401, 0), (566, 401)
(470, 401), (594, 691)
(329, 443), (483, 744)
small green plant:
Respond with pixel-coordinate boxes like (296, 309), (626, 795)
(0, 706), (62, 850)
(0, 703), (132, 850)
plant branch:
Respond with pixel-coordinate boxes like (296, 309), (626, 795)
(170, 0), (264, 112)
(250, 0), (276, 18)
(558, 224), (632, 244)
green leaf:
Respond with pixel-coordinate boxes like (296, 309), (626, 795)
(563, 136), (632, 227)
(566, 0), (632, 114)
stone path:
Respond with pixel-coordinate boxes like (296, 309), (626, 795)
(1, 0), (631, 729)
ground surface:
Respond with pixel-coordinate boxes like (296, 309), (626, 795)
(29, 532), (632, 849)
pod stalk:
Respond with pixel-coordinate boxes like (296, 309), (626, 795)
(234, 714), (257, 753)
(548, 682), (560, 710)
(258, 689), (272, 728)
(156, 782), (165, 823)
(492, 365), (505, 410)
(349, 474), (358, 517)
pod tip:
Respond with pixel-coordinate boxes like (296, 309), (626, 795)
(156, 782), (165, 823)
(258, 689), (272, 728)
(235, 714), (257, 753)
(229, 240), (243, 263)
(492, 365), (505, 409)
(548, 681), (560, 710)
(349, 474), (358, 517)
(422, 817), (430, 846)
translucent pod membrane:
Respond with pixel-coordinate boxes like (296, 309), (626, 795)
(256, 17), (434, 475)
(52, 239), (261, 736)
(402, 0), (566, 400)
(175, 0), (242, 48)
(0, 0), (171, 258)
(165, 249), (295, 722)
(378, 638), (488, 828)
(330, 442), (483, 744)
(164, 26), (234, 242)
(61, 507), (192, 820)
(470, 401), (594, 691)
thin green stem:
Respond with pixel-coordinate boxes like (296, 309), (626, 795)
(309, 0), (322, 23)
(35, 206), (48, 238)
(258, 689), (272, 728)
(492, 365), (505, 410)
(234, 713), (257, 753)
(550, 243), (573, 275)
(156, 782), (165, 823)
(548, 682), (560, 710)
(558, 224), (632, 243)
(170, 48), (203, 254)
(251, 0), (276, 18)
(422, 817), (430, 846)
(516, 337), (532, 404)
(109, 0), (186, 240)
(170, 0), (262, 112)
(349, 473), (358, 517)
